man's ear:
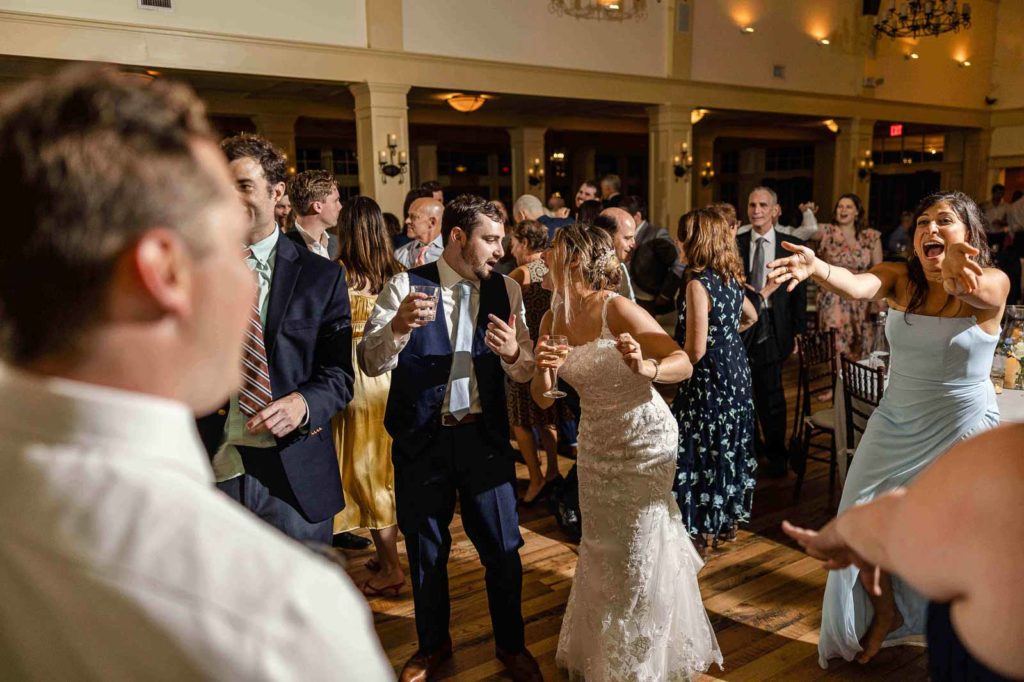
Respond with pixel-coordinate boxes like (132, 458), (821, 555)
(271, 181), (286, 204)
(311, 200), (323, 216)
(131, 228), (192, 317)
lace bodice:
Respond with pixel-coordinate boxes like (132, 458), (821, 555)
(559, 294), (660, 416)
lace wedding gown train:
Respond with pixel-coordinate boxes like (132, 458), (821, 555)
(555, 295), (723, 681)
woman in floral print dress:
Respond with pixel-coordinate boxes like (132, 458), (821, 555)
(815, 193), (883, 358)
(672, 206), (759, 548)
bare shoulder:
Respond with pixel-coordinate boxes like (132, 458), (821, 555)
(606, 292), (661, 335)
(509, 265), (529, 287)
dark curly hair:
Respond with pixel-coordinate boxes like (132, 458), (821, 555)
(511, 219), (549, 252)
(441, 194), (504, 245)
(221, 132), (287, 194)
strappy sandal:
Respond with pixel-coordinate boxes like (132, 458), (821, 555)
(361, 578), (404, 598)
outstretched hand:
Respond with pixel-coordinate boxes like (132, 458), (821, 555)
(781, 520), (881, 596)
(940, 241), (984, 296)
(767, 241), (818, 292)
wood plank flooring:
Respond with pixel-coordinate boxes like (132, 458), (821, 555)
(340, 360), (929, 680)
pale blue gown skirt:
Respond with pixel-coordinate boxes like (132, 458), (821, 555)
(818, 310), (1000, 668)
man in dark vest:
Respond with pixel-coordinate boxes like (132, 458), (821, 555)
(358, 194), (541, 682)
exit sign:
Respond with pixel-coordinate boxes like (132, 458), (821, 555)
(889, 123), (904, 137)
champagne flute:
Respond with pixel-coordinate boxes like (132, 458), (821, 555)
(543, 335), (570, 399)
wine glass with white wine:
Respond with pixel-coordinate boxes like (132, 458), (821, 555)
(543, 335), (571, 399)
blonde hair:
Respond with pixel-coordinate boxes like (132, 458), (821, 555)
(550, 223), (621, 322)
(681, 207), (745, 286)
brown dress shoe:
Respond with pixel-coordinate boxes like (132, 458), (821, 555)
(399, 638), (453, 682)
(496, 647), (543, 682)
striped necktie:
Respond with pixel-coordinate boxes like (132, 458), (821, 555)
(239, 248), (273, 417)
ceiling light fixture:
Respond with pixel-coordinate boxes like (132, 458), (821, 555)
(741, 25), (755, 34)
(817, 37), (831, 46)
(957, 58), (971, 67)
(549, 0), (652, 21)
(691, 108), (709, 125)
(824, 119), (840, 133)
(905, 51), (920, 60)
(446, 94), (489, 113)
(874, 0), (971, 39)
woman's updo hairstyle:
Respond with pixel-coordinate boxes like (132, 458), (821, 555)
(551, 221), (621, 293)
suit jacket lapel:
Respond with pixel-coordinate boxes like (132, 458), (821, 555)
(265, 232), (302, 358)
(738, 232), (752, 279)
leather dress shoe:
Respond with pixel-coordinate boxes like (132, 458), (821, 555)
(399, 638), (453, 682)
(332, 531), (372, 550)
(496, 647), (543, 682)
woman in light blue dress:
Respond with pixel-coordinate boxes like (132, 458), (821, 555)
(768, 191), (1009, 668)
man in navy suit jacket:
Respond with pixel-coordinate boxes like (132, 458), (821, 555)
(196, 134), (353, 544)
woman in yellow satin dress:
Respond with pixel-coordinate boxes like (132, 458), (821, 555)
(333, 196), (406, 596)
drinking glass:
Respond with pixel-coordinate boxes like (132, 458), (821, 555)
(410, 284), (439, 322)
(543, 335), (570, 399)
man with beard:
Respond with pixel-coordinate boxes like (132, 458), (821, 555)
(359, 194), (541, 681)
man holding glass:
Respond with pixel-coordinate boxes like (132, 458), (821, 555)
(357, 194), (539, 682)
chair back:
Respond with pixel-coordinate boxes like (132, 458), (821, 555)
(790, 329), (837, 449)
(840, 354), (886, 452)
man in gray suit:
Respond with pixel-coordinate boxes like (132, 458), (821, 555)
(286, 170), (341, 260)
(622, 195), (679, 315)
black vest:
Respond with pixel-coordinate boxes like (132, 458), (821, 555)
(384, 262), (512, 457)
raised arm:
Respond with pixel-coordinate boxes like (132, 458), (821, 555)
(768, 241), (900, 302)
(608, 294), (692, 383)
(940, 241), (1010, 311)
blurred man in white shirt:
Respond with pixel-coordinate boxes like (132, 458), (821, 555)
(0, 65), (391, 681)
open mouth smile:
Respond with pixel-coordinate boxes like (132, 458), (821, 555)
(922, 241), (945, 259)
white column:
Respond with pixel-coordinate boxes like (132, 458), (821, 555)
(509, 127), (547, 201)
(834, 117), (875, 214)
(648, 104), (693, 229)
(415, 143), (438, 187)
(350, 83), (411, 217)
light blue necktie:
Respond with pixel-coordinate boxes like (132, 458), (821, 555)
(447, 280), (474, 420)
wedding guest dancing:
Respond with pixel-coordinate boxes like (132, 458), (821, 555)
(532, 224), (722, 681)
(507, 219), (563, 505)
(783, 424), (1024, 681)
(0, 64), (390, 681)
(815, 193), (883, 358)
(672, 208), (759, 550)
(768, 190), (1009, 667)
(358, 195), (542, 682)
(332, 196), (406, 596)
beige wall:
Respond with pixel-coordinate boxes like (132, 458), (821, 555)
(402, 0), (668, 77)
(0, 0), (368, 46)
(991, 0), (1024, 110)
(689, 0), (998, 109)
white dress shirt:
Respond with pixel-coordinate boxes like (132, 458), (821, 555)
(293, 221), (331, 259)
(0, 365), (393, 682)
(393, 234), (443, 268)
(737, 207), (819, 240)
(748, 226), (776, 308)
(358, 255), (534, 415)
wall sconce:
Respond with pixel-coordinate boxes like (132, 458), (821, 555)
(378, 133), (408, 185)
(550, 150), (568, 178)
(740, 25), (755, 34)
(957, 58), (971, 67)
(816, 37), (831, 46)
(672, 142), (693, 181)
(527, 157), (544, 187)
(699, 161), (715, 187)
(857, 150), (875, 180)
(904, 51), (920, 60)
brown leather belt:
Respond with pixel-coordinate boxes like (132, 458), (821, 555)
(440, 413), (480, 427)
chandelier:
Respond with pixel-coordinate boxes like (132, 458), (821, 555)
(873, 1), (971, 39)
(549, 0), (653, 21)
(446, 94), (488, 113)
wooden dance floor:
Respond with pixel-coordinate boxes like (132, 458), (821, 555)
(341, 363), (930, 680)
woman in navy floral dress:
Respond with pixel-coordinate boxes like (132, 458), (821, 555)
(672, 206), (759, 548)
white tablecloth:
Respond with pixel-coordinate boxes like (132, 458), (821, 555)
(832, 373), (1024, 486)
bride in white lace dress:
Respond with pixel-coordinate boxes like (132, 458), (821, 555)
(531, 224), (722, 681)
